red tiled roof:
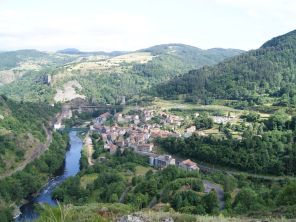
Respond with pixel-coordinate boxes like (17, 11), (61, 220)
(181, 159), (197, 167)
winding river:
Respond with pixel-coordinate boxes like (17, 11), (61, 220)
(16, 130), (83, 221)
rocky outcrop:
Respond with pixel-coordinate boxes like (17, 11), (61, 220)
(117, 214), (174, 222)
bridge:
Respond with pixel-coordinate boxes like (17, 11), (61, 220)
(71, 104), (124, 110)
(60, 127), (89, 133)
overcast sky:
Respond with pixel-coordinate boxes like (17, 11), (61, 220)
(0, 0), (295, 51)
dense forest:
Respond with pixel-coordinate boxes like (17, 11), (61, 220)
(157, 110), (296, 175)
(156, 30), (296, 106)
(43, 145), (296, 219)
(51, 149), (218, 215)
(0, 132), (69, 221)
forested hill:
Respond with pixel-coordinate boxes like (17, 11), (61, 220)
(0, 50), (48, 70)
(140, 44), (243, 67)
(0, 44), (243, 104)
(156, 30), (296, 106)
(133, 44), (243, 84)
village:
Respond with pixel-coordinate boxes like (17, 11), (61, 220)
(88, 107), (227, 172)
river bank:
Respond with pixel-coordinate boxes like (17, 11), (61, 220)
(15, 130), (83, 221)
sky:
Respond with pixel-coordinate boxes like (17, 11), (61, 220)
(0, 0), (295, 52)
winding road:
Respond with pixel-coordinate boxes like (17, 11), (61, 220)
(203, 180), (225, 210)
(0, 124), (53, 180)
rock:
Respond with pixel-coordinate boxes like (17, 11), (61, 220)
(117, 215), (147, 222)
(117, 215), (174, 222)
(161, 217), (174, 222)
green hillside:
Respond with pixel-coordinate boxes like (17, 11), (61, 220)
(156, 30), (296, 106)
(0, 97), (67, 221)
(0, 96), (59, 176)
(0, 50), (78, 86)
(0, 45), (243, 104)
(0, 49), (77, 71)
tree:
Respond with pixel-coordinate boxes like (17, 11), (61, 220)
(224, 192), (232, 211)
(194, 114), (214, 130)
(110, 193), (118, 203)
(241, 112), (260, 122)
(290, 116), (296, 130)
(223, 175), (237, 192)
(0, 206), (13, 222)
(276, 182), (296, 206)
(132, 193), (149, 209)
(265, 111), (290, 130)
(202, 190), (219, 214)
(172, 193), (183, 210)
(233, 187), (261, 214)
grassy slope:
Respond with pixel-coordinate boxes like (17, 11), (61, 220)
(36, 203), (294, 222)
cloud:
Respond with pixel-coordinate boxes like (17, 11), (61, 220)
(217, 0), (296, 23)
(0, 9), (155, 51)
(0, 1), (295, 51)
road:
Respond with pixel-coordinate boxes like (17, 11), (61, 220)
(197, 162), (295, 181)
(84, 134), (94, 166)
(203, 180), (225, 210)
(0, 107), (69, 180)
(0, 124), (53, 180)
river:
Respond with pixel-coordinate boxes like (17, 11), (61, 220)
(16, 130), (83, 221)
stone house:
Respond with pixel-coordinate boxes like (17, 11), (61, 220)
(179, 159), (199, 172)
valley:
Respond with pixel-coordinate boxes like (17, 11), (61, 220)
(1, 30), (296, 222)
(30, 98), (296, 221)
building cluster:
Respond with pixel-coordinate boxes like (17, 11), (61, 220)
(91, 108), (200, 172)
(212, 115), (236, 124)
(149, 155), (199, 172)
(162, 112), (183, 127)
(93, 109), (178, 155)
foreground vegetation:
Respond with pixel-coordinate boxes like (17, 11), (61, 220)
(38, 134), (296, 221)
(36, 158), (296, 221)
(0, 132), (69, 221)
(36, 203), (296, 222)
(52, 146), (218, 214)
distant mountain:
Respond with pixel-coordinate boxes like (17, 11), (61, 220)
(0, 44), (243, 104)
(156, 30), (296, 106)
(135, 44), (243, 83)
(57, 48), (83, 54)
(0, 49), (48, 70)
(141, 44), (243, 66)
(57, 48), (128, 57)
(0, 50), (79, 86)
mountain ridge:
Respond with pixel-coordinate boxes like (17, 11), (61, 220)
(0, 44), (243, 104)
(156, 29), (296, 106)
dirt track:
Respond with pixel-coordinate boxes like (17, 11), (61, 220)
(84, 134), (94, 166)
